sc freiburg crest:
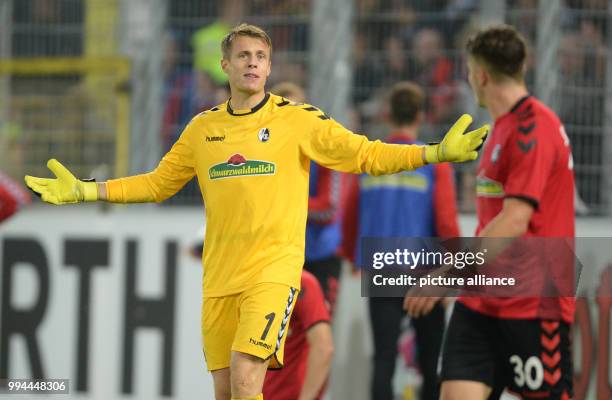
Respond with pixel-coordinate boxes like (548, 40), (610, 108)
(258, 128), (270, 142)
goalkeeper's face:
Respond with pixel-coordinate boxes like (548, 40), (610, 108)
(222, 36), (272, 96)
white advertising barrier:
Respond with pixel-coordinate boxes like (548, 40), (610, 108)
(0, 206), (213, 399)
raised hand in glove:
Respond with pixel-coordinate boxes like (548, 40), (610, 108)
(24, 159), (98, 205)
(424, 114), (489, 164)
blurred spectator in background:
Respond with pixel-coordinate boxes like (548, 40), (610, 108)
(262, 270), (333, 400)
(558, 23), (604, 213)
(382, 36), (411, 85)
(164, 0), (240, 150)
(177, 0), (241, 148)
(568, 0), (607, 9)
(507, 0), (538, 41)
(558, 30), (601, 125)
(161, 31), (229, 150)
(192, 0), (243, 86)
(265, 0), (310, 52)
(578, 17), (606, 85)
(0, 171), (31, 224)
(410, 28), (459, 127)
(356, 0), (380, 16)
(343, 82), (460, 400)
(441, 0), (479, 45)
(162, 31), (194, 150)
(270, 81), (306, 103)
(190, 1), (241, 112)
(271, 81), (346, 317)
(12, 0), (83, 57)
(353, 31), (385, 105)
(268, 59), (307, 88)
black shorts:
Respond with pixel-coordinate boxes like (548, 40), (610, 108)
(440, 302), (573, 400)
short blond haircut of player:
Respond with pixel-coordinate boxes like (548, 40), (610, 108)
(221, 23), (273, 60)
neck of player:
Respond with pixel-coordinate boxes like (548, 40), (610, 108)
(230, 89), (267, 111)
(486, 83), (529, 121)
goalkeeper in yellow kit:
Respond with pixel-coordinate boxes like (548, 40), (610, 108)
(25, 24), (488, 400)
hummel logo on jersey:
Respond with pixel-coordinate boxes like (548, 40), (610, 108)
(206, 134), (225, 142)
(209, 153), (276, 180)
(518, 139), (537, 153)
(249, 337), (272, 350)
(258, 128), (270, 142)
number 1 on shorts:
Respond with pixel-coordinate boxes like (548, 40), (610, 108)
(261, 312), (276, 340)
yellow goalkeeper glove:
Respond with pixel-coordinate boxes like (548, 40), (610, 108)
(424, 114), (489, 163)
(24, 159), (98, 205)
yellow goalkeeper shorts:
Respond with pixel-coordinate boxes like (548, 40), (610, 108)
(202, 282), (298, 371)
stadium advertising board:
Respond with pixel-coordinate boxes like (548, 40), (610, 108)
(1, 208), (214, 398)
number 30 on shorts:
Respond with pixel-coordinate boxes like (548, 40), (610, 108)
(509, 355), (544, 390)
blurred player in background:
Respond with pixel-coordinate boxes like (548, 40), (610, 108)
(0, 171), (31, 224)
(262, 270), (332, 400)
(271, 81), (346, 317)
(25, 23), (488, 400)
(406, 25), (575, 400)
(343, 81), (460, 400)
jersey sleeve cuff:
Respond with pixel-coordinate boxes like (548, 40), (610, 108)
(505, 194), (539, 210)
(408, 146), (426, 169)
(304, 319), (332, 332)
(106, 179), (125, 203)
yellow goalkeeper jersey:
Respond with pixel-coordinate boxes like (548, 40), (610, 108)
(106, 93), (425, 297)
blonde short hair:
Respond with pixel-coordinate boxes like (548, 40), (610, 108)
(221, 23), (272, 60)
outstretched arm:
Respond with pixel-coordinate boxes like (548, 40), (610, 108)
(301, 110), (488, 175)
(25, 159), (100, 204)
(26, 154), (196, 205)
(25, 118), (198, 205)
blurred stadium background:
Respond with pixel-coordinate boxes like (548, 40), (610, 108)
(0, 1), (611, 399)
(1, 0), (610, 213)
